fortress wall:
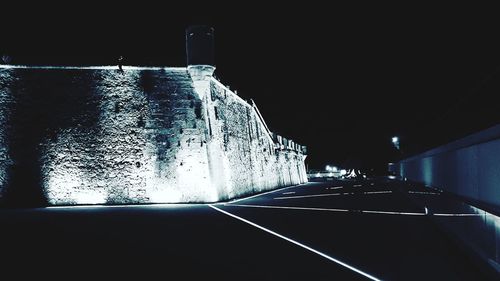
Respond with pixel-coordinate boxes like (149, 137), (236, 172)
(43, 68), (217, 204)
(0, 67), (217, 205)
(207, 79), (307, 200)
(0, 66), (306, 205)
(0, 70), (14, 197)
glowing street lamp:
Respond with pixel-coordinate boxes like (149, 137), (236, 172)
(325, 165), (338, 172)
(392, 136), (400, 150)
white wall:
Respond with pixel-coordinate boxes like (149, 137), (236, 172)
(0, 67), (307, 205)
(391, 124), (500, 207)
(199, 77), (307, 201)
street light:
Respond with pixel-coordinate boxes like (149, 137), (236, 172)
(325, 165), (338, 172)
(392, 136), (400, 150)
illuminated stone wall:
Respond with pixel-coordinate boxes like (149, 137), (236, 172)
(205, 78), (307, 200)
(0, 66), (307, 205)
(0, 70), (14, 198)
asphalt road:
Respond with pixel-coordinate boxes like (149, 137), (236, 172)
(0, 178), (490, 280)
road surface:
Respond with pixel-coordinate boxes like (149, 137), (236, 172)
(0, 178), (489, 280)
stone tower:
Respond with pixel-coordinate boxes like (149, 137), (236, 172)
(186, 25), (215, 91)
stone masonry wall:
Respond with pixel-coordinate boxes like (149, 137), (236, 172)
(0, 66), (306, 205)
(205, 78), (307, 200)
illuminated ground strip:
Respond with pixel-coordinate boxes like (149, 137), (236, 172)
(209, 204), (382, 281)
(43, 203), (195, 210)
(327, 186), (343, 190)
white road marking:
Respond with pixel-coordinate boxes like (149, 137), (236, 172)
(274, 193), (345, 200)
(275, 190), (392, 200)
(353, 184), (363, 187)
(363, 191), (390, 194)
(229, 184), (303, 203)
(432, 213), (481, 217)
(361, 210), (426, 216)
(226, 204), (350, 212)
(227, 203), (429, 217)
(408, 191), (440, 195)
(283, 192), (296, 195)
(328, 186), (343, 190)
(209, 205), (382, 281)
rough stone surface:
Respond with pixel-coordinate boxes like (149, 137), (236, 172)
(0, 66), (307, 205)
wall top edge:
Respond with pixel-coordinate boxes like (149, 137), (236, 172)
(402, 123), (500, 162)
(0, 65), (187, 71)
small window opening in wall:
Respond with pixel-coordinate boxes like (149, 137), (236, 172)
(214, 106), (219, 120)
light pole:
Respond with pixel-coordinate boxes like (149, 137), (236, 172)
(391, 136), (400, 150)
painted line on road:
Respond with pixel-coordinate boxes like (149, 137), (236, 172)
(274, 193), (347, 200)
(227, 203), (429, 217)
(363, 191), (392, 195)
(432, 213), (481, 217)
(226, 203), (350, 213)
(408, 191), (441, 195)
(228, 184), (304, 204)
(282, 191), (296, 195)
(353, 184), (363, 187)
(361, 210), (426, 216)
(209, 204), (382, 281)
(275, 191), (392, 200)
(328, 186), (343, 190)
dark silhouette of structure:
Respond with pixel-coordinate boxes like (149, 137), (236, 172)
(118, 56), (124, 72)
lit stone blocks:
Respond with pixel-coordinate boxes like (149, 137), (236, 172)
(0, 66), (307, 205)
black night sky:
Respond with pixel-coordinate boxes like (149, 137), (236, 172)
(2, 3), (500, 171)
